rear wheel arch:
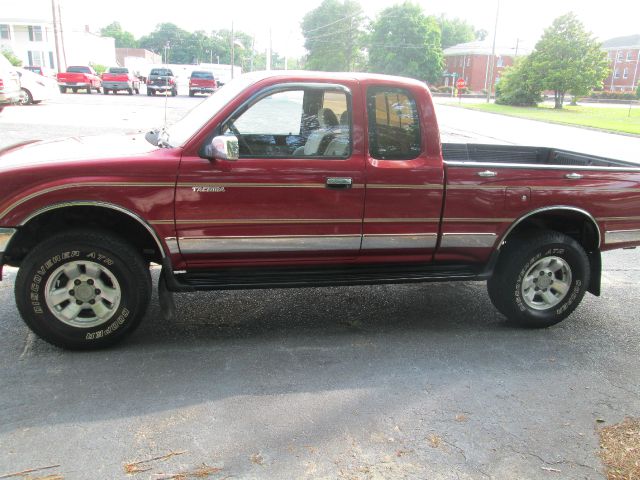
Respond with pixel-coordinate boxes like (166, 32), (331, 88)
(5, 202), (168, 266)
(490, 206), (601, 295)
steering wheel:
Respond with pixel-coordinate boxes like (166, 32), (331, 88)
(227, 121), (253, 156)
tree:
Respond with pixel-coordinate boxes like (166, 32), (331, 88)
(528, 13), (609, 109)
(100, 22), (137, 48)
(495, 57), (542, 106)
(301, 0), (366, 71)
(475, 29), (488, 41)
(368, 2), (443, 82)
(438, 16), (475, 49)
(1, 47), (22, 66)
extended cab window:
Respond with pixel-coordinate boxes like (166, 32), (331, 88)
(222, 87), (351, 159)
(367, 87), (421, 160)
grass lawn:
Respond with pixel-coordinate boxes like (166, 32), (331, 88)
(459, 103), (640, 135)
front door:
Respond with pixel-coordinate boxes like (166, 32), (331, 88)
(175, 81), (366, 268)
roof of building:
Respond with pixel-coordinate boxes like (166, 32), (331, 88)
(602, 35), (640, 49)
(443, 40), (530, 57)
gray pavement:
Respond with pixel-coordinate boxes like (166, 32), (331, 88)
(1, 93), (639, 479)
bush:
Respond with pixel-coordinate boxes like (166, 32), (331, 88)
(589, 91), (637, 101)
(495, 57), (542, 106)
(90, 63), (107, 75)
(636, 84), (640, 99)
(1, 47), (22, 67)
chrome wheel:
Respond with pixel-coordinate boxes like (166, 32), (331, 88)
(44, 260), (122, 328)
(521, 256), (572, 310)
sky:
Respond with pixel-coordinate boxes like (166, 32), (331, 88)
(7, 0), (640, 59)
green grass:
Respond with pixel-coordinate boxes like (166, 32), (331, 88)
(458, 103), (640, 135)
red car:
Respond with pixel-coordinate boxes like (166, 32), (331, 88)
(1, 71), (639, 349)
(57, 66), (102, 94)
(189, 70), (216, 96)
(101, 67), (141, 95)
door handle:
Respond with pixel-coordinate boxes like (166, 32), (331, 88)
(326, 177), (353, 189)
(477, 170), (497, 178)
(565, 173), (583, 180)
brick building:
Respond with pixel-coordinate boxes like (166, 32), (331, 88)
(441, 41), (529, 93)
(602, 35), (640, 92)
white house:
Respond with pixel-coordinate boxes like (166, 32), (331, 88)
(0, 0), (116, 71)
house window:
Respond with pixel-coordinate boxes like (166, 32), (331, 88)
(614, 69), (620, 78)
(28, 50), (43, 66)
(616, 51), (623, 62)
(466, 57), (471, 67)
(28, 26), (43, 42)
(49, 51), (55, 69)
(496, 56), (504, 67)
(0, 24), (9, 40)
(627, 51), (633, 61)
(623, 68), (629, 79)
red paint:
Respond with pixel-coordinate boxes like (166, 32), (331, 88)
(1, 71), (639, 273)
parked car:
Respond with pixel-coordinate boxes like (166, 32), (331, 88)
(1, 71), (640, 349)
(23, 65), (56, 78)
(0, 54), (21, 113)
(57, 66), (102, 94)
(101, 67), (141, 95)
(189, 70), (216, 97)
(16, 68), (59, 105)
(146, 68), (177, 96)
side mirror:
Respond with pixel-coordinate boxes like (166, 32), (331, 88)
(204, 135), (239, 161)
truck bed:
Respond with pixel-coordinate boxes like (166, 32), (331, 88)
(442, 143), (639, 169)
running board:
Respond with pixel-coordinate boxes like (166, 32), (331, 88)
(163, 262), (485, 292)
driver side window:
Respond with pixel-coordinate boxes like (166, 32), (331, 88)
(223, 87), (351, 159)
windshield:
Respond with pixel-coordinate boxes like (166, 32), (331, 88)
(191, 71), (214, 79)
(67, 66), (90, 73)
(164, 75), (258, 147)
(109, 68), (128, 74)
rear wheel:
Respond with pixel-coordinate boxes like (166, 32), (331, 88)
(15, 229), (152, 349)
(487, 231), (590, 328)
(72, 88), (78, 93)
(171, 88), (177, 97)
(128, 88), (133, 95)
(103, 88), (110, 95)
(86, 85), (92, 94)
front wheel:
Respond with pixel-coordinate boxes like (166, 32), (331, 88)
(15, 229), (152, 349)
(19, 88), (33, 105)
(487, 231), (590, 328)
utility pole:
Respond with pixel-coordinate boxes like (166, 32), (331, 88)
(486, 0), (500, 103)
(51, 0), (62, 72)
(57, 1), (67, 69)
(266, 28), (272, 71)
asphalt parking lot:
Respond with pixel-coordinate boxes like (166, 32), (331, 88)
(1, 93), (639, 479)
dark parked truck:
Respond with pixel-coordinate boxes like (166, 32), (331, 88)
(189, 70), (216, 96)
(1, 71), (639, 349)
(101, 67), (140, 95)
(57, 66), (102, 94)
(146, 68), (177, 96)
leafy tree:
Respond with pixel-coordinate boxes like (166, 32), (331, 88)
(301, 0), (366, 71)
(475, 29), (488, 41)
(100, 22), (137, 48)
(438, 16), (475, 49)
(528, 13), (609, 109)
(368, 2), (443, 82)
(1, 47), (22, 66)
(495, 57), (542, 106)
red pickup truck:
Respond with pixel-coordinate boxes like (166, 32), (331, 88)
(1, 71), (639, 349)
(101, 67), (141, 95)
(57, 66), (102, 94)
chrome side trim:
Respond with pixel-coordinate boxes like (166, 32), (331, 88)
(497, 206), (601, 250)
(20, 202), (168, 258)
(445, 160), (640, 172)
(605, 229), (640, 244)
(0, 228), (17, 254)
(164, 237), (180, 255)
(440, 233), (497, 248)
(179, 235), (361, 254)
(362, 233), (437, 250)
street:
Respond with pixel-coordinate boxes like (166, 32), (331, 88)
(1, 93), (639, 479)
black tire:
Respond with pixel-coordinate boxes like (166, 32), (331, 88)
(59, 86), (66, 94)
(128, 88), (133, 95)
(171, 88), (177, 97)
(72, 88), (78, 93)
(86, 85), (92, 94)
(19, 88), (33, 105)
(103, 88), (110, 95)
(189, 90), (194, 97)
(487, 231), (590, 328)
(147, 89), (152, 96)
(15, 229), (152, 350)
